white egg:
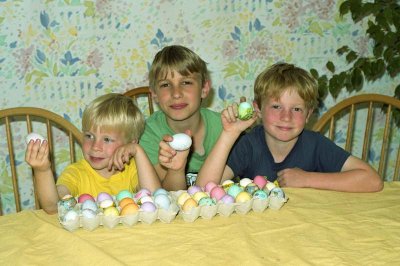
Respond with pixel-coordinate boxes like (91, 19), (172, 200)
(168, 133), (192, 151)
(25, 132), (46, 144)
(81, 209), (97, 219)
(82, 200), (98, 212)
(63, 209), (78, 222)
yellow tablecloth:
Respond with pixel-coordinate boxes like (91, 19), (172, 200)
(1, 182), (400, 265)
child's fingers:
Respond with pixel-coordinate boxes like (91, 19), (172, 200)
(162, 134), (173, 142)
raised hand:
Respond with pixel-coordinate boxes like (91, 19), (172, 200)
(25, 139), (51, 172)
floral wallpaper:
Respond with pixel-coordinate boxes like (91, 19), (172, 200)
(1, 0), (399, 214)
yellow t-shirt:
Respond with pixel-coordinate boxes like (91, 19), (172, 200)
(56, 159), (139, 197)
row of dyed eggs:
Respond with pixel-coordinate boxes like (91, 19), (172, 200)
(176, 178), (279, 212)
(61, 188), (172, 222)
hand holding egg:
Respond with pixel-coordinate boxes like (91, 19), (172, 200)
(168, 133), (192, 151)
(238, 97), (254, 121)
(25, 132), (46, 145)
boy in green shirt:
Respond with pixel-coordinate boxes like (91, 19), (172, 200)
(115, 45), (222, 190)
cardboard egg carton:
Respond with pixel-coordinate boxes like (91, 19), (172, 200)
(170, 189), (288, 223)
(58, 195), (179, 232)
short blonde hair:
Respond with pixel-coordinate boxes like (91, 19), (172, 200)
(254, 63), (318, 110)
(149, 45), (210, 90)
(82, 93), (145, 143)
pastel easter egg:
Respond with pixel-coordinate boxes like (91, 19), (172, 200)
(269, 187), (285, 199)
(82, 209), (97, 219)
(97, 192), (113, 203)
(182, 198), (198, 212)
(120, 203), (139, 215)
(116, 190), (133, 202)
(154, 194), (171, 210)
(219, 194), (235, 204)
(25, 132), (46, 144)
(59, 195), (77, 210)
(103, 206), (119, 216)
(235, 191), (252, 203)
(245, 183), (259, 195)
(119, 197), (135, 209)
(134, 188), (151, 201)
(210, 186), (226, 201)
(227, 184), (243, 198)
(63, 209), (79, 222)
(141, 202), (157, 212)
(169, 133), (192, 151)
(99, 199), (114, 209)
(192, 191), (208, 203)
(78, 193), (95, 204)
(239, 178), (252, 188)
(253, 175), (268, 189)
(238, 102), (254, 120)
(138, 195), (154, 205)
(221, 180), (234, 191)
(187, 185), (202, 195)
(265, 181), (277, 192)
(253, 190), (268, 200)
(204, 181), (218, 193)
(177, 192), (191, 206)
(153, 188), (169, 197)
(198, 197), (216, 206)
(81, 199), (98, 212)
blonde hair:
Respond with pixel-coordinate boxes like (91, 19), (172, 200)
(254, 63), (318, 110)
(82, 93), (145, 143)
(149, 45), (210, 90)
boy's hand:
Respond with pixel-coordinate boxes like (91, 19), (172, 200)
(158, 132), (191, 171)
(25, 139), (51, 172)
(221, 101), (258, 135)
(108, 142), (137, 171)
(277, 168), (309, 188)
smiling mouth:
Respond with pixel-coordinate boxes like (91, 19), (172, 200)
(90, 156), (104, 162)
(170, 103), (187, 110)
(277, 126), (292, 131)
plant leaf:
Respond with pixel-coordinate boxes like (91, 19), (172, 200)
(351, 67), (363, 91)
(326, 61), (335, 73)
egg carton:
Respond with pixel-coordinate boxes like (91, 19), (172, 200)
(58, 201), (179, 232)
(170, 190), (288, 223)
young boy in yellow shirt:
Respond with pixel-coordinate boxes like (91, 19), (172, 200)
(25, 93), (160, 214)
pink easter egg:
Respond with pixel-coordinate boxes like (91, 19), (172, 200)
(253, 175), (268, 189)
(210, 186), (226, 201)
(78, 193), (95, 203)
(204, 181), (218, 193)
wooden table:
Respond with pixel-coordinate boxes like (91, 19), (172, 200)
(1, 182), (400, 265)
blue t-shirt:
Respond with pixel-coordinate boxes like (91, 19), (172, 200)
(227, 125), (351, 182)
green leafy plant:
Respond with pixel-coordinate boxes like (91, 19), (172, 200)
(310, 0), (400, 102)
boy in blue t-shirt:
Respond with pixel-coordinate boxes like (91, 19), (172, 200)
(196, 63), (383, 192)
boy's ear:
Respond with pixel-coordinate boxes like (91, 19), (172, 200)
(201, 80), (211, 99)
(306, 108), (314, 123)
(253, 101), (262, 118)
(150, 88), (159, 103)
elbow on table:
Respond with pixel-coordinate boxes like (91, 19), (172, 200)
(373, 178), (384, 192)
(41, 204), (58, 215)
(367, 173), (384, 192)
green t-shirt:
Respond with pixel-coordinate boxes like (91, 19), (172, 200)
(140, 108), (222, 182)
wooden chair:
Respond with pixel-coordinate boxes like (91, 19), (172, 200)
(0, 107), (82, 215)
(312, 94), (400, 181)
(123, 86), (155, 116)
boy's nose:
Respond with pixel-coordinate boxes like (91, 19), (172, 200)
(171, 85), (183, 98)
(280, 109), (292, 120)
(92, 140), (103, 151)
